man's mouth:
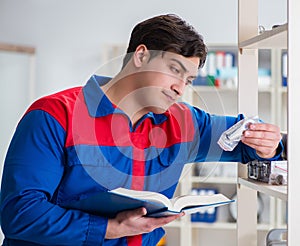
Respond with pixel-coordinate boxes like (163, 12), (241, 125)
(162, 91), (176, 102)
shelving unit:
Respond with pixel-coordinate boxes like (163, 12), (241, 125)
(165, 39), (288, 245)
(237, 0), (299, 245)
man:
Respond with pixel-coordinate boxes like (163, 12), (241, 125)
(0, 14), (282, 245)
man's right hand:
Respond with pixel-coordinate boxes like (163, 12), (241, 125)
(105, 207), (184, 239)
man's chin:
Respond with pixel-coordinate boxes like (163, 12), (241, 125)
(153, 109), (167, 114)
(149, 106), (169, 114)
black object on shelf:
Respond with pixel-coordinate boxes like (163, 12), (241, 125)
(248, 160), (271, 183)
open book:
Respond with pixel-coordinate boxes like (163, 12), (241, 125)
(61, 187), (234, 218)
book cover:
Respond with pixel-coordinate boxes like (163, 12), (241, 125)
(61, 188), (234, 218)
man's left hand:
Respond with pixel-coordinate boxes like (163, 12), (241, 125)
(241, 123), (282, 159)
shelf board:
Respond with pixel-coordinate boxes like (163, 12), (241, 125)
(192, 86), (237, 93)
(193, 85), (274, 93)
(164, 220), (182, 228)
(165, 221), (272, 231)
(191, 176), (237, 184)
(191, 222), (236, 230)
(258, 87), (274, 93)
(0, 42), (35, 54)
(257, 224), (275, 231)
(164, 221), (236, 230)
(278, 86), (287, 93)
(239, 23), (287, 49)
(238, 178), (287, 201)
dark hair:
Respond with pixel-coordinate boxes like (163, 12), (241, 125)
(122, 14), (207, 69)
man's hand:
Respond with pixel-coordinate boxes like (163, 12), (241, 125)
(105, 207), (184, 239)
(241, 123), (282, 159)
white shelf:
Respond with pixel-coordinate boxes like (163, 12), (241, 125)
(193, 85), (275, 93)
(166, 221), (272, 231)
(239, 23), (287, 49)
(165, 221), (236, 230)
(192, 86), (236, 93)
(0, 42), (35, 54)
(191, 222), (236, 230)
(191, 176), (237, 184)
(164, 221), (182, 228)
(257, 223), (276, 231)
(278, 86), (287, 93)
(258, 87), (274, 93)
(238, 178), (287, 201)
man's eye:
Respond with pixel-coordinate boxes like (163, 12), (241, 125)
(170, 66), (180, 74)
(186, 79), (193, 86)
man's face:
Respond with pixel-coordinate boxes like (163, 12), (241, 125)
(132, 51), (200, 114)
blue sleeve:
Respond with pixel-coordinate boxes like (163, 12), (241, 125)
(186, 105), (283, 163)
(0, 110), (107, 245)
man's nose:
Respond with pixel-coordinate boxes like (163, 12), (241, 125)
(171, 79), (186, 97)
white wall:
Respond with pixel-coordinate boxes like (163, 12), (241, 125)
(1, 0), (240, 97)
(0, 0), (286, 96)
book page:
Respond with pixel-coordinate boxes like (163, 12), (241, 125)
(170, 193), (231, 211)
(111, 188), (172, 208)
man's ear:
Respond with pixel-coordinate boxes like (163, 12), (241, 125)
(133, 44), (148, 68)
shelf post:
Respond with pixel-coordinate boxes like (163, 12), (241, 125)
(179, 164), (192, 246)
(237, 0), (258, 245)
(287, 0), (300, 244)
